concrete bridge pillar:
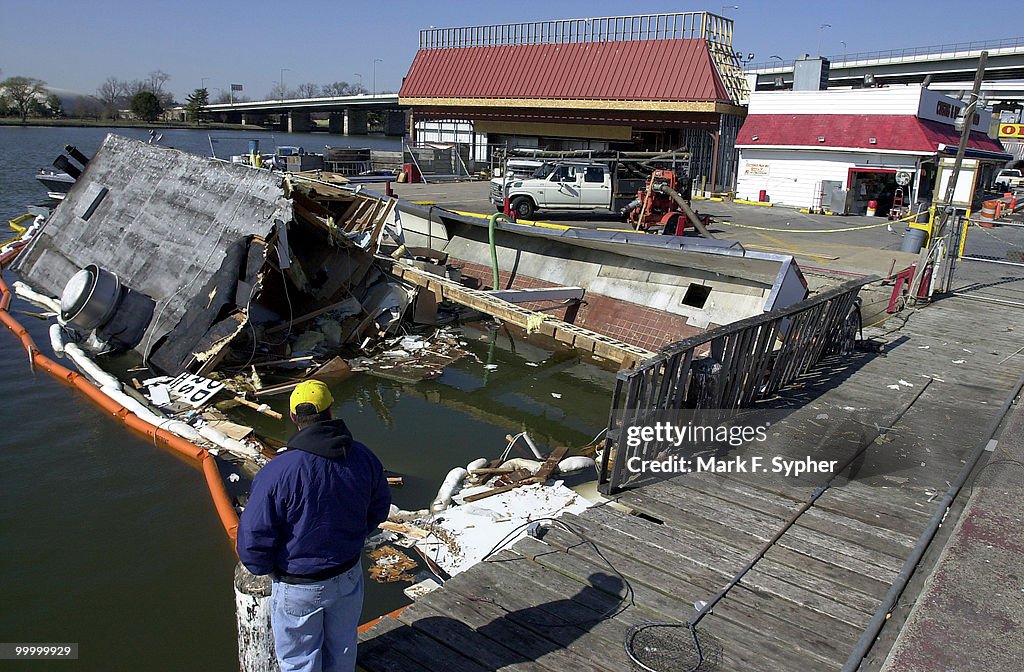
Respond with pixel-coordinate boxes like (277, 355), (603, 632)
(344, 108), (368, 135)
(287, 111), (313, 133)
(384, 110), (408, 136)
(328, 112), (344, 134)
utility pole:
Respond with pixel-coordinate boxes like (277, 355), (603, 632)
(910, 51), (988, 300)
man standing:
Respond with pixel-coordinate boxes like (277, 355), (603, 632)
(237, 380), (391, 672)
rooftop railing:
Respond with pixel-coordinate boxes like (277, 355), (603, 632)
(419, 12), (733, 50)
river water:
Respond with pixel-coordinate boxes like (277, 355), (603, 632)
(0, 126), (613, 669)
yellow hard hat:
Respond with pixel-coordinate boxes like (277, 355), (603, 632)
(289, 380), (334, 415)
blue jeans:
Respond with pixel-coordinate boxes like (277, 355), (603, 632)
(271, 564), (364, 672)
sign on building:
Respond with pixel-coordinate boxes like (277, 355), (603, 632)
(744, 163), (770, 176)
(999, 123), (1024, 139)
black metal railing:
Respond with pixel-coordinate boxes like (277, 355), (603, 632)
(598, 276), (877, 494)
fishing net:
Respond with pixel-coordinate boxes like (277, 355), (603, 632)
(624, 622), (723, 672)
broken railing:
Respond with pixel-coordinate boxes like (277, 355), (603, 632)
(598, 276), (878, 494)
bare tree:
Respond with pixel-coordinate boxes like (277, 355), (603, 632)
(146, 70), (174, 106)
(1, 76), (48, 121)
(321, 81), (351, 96)
(294, 82), (321, 98)
(96, 77), (126, 117)
(267, 82), (289, 100)
(73, 95), (105, 119)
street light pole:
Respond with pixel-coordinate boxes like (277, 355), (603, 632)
(201, 77), (209, 92)
(817, 24), (832, 56)
(279, 68), (290, 100)
(372, 59), (382, 97)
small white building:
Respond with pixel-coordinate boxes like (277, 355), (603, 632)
(735, 85), (1009, 215)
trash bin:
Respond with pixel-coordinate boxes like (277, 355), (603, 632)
(901, 226), (928, 254)
(866, 199), (878, 217)
(758, 189), (768, 202)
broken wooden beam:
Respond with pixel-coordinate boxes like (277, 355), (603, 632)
(487, 287), (585, 303)
(386, 261), (653, 367)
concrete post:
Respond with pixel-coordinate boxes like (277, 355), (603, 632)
(344, 108), (368, 135)
(287, 111), (313, 133)
(234, 563), (278, 672)
(384, 110), (408, 136)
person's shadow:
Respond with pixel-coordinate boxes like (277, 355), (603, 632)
(358, 570), (635, 671)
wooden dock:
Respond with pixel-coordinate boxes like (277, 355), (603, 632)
(357, 294), (1024, 671)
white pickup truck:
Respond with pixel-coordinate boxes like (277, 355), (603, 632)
(490, 162), (641, 219)
(995, 169), (1024, 192)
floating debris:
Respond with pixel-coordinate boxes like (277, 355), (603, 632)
(368, 545), (419, 584)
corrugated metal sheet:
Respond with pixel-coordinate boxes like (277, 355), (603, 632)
(737, 114), (1006, 154)
(400, 39), (732, 103)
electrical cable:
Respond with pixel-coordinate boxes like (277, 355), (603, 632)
(477, 516), (636, 627)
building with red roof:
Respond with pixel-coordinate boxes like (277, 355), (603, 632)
(735, 84), (1009, 215)
(399, 12), (748, 190)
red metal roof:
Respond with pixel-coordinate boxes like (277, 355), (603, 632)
(737, 114), (1006, 154)
(400, 39), (732, 103)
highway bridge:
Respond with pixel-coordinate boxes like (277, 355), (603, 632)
(746, 36), (1024, 105)
(202, 93), (407, 134)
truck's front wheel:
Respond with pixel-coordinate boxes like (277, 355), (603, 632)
(511, 196), (535, 220)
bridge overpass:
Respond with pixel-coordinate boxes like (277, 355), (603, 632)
(202, 93), (407, 134)
(745, 36), (1024, 107)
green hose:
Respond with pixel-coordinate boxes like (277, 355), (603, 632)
(488, 212), (510, 290)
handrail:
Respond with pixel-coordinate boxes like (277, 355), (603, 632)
(598, 275), (877, 494)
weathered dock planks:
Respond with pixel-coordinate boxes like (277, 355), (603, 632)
(358, 294), (1024, 671)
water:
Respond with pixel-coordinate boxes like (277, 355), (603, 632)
(0, 126), (613, 669)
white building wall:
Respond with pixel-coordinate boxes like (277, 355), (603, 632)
(736, 149), (919, 208)
(414, 119), (488, 162)
(749, 86), (924, 116)
(748, 85), (992, 131)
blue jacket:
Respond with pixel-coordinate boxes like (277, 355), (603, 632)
(236, 419), (391, 577)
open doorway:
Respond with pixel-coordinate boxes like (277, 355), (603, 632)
(847, 168), (899, 216)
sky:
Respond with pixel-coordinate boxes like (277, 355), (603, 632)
(0, 0), (1017, 102)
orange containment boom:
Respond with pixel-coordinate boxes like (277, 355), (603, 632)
(0, 250), (240, 544)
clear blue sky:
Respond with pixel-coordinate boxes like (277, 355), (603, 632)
(0, 0), (1016, 101)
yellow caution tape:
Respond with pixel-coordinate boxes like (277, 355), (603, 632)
(719, 210), (921, 234)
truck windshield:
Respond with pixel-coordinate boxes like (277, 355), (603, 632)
(533, 163), (554, 179)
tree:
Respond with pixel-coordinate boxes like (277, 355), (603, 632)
(146, 70), (175, 108)
(73, 96), (105, 119)
(294, 82), (320, 98)
(96, 77), (126, 118)
(267, 82), (290, 100)
(321, 81), (351, 96)
(130, 91), (163, 122)
(1, 76), (47, 121)
(184, 87), (209, 124)
(45, 93), (63, 117)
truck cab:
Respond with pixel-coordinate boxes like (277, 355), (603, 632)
(490, 162), (612, 219)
